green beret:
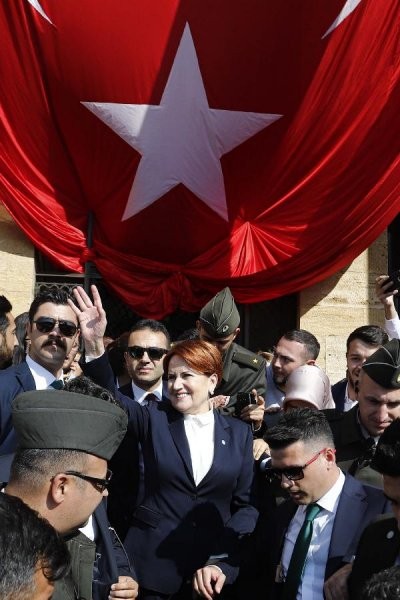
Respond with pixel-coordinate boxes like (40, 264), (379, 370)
(199, 287), (240, 338)
(12, 390), (127, 460)
(362, 339), (400, 389)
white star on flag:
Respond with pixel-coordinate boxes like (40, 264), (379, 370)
(82, 23), (282, 221)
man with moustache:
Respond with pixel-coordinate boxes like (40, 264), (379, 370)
(331, 325), (388, 412)
(108, 319), (170, 538)
(0, 289), (80, 454)
(0, 295), (16, 370)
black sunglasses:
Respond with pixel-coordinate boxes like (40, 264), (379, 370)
(64, 469), (113, 493)
(127, 345), (168, 361)
(33, 317), (78, 338)
(265, 449), (328, 482)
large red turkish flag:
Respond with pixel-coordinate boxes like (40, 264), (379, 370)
(0, 0), (399, 317)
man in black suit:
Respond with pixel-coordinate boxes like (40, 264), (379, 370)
(109, 319), (170, 538)
(331, 325), (388, 412)
(349, 418), (400, 599)
(0, 289), (80, 454)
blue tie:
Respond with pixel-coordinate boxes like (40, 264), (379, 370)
(282, 503), (322, 600)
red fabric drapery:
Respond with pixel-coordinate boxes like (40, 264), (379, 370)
(0, 0), (399, 317)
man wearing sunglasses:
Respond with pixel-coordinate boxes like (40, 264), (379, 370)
(0, 289), (80, 454)
(108, 319), (170, 538)
(204, 409), (389, 600)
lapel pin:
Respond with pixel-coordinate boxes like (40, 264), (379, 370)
(387, 530), (395, 539)
(222, 440), (226, 445)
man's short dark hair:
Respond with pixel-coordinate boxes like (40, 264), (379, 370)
(0, 295), (12, 335)
(0, 493), (70, 599)
(63, 375), (122, 407)
(346, 325), (389, 352)
(282, 329), (320, 360)
(363, 566), (400, 600)
(28, 289), (74, 323)
(265, 408), (334, 451)
(129, 319), (171, 345)
(371, 419), (400, 476)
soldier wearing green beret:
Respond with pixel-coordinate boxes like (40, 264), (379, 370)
(4, 388), (138, 600)
(325, 338), (400, 489)
(196, 287), (266, 430)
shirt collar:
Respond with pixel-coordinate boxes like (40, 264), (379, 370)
(184, 408), (215, 427)
(131, 380), (163, 405)
(26, 355), (62, 389)
(315, 469), (345, 514)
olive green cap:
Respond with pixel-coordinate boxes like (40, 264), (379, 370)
(12, 390), (127, 460)
(362, 339), (400, 389)
(199, 287), (240, 339)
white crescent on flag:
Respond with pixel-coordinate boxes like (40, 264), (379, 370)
(82, 23), (282, 221)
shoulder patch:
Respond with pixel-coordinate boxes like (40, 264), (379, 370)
(232, 351), (264, 370)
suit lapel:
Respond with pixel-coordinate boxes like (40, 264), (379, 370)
(328, 476), (367, 560)
(15, 361), (36, 390)
(168, 413), (195, 483)
(198, 412), (231, 487)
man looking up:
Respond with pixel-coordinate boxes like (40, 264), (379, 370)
(325, 338), (400, 487)
(0, 289), (80, 454)
(0, 294), (16, 370)
(331, 325), (388, 412)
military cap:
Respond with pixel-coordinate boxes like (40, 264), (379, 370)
(199, 287), (240, 338)
(362, 339), (400, 389)
(12, 390), (127, 460)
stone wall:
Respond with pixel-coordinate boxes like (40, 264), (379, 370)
(0, 205), (35, 315)
(299, 232), (388, 384)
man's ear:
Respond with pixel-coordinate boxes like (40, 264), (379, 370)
(325, 448), (336, 468)
(50, 474), (69, 505)
(232, 327), (240, 340)
(306, 359), (316, 366)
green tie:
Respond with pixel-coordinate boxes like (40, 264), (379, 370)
(282, 503), (322, 600)
(49, 379), (64, 390)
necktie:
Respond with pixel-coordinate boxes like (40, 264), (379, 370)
(145, 393), (158, 405)
(282, 503), (322, 600)
(49, 379), (64, 390)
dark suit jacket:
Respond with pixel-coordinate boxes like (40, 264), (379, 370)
(83, 354), (258, 595)
(348, 514), (400, 600)
(324, 405), (383, 488)
(222, 475), (390, 599)
(331, 379), (347, 412)
(0, 361), (35, 454)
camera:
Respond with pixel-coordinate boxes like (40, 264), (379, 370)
(234, 392), (257, 417)
(386, 269), (400, 294)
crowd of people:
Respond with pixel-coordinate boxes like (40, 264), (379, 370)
(0, 273), (399, 600)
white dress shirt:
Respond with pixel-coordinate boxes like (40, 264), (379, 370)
(385, 316), (400, 340)
(281, 470), (345, 600)
(184, 409), (215, 486)
(343, 382), (358, 412)
(131, 381), (163, 405)
(26, 355), (63, 389)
